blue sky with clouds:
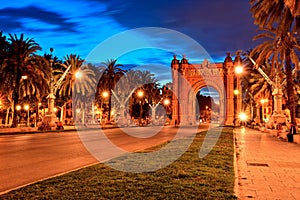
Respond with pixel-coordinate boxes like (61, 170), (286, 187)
(0, 0), (258, 95)
(0, 0), (258, 61)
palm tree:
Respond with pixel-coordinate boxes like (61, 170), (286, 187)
(243, 60), (273, 121)
(56, 54), (85, 98)
(55, 54), (98, 123)
(98, 59), (126, 121)
(3, 33), (41, 127)
(250, 0), (299, 31)
(250, 0), (300, 125)
(23, 55), (51, 124)
(284, 0), (300, 17)
(0, 31), (9, 68)
(110, 70), (140, 125)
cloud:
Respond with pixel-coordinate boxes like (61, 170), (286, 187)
(0, 0), (259, 73)
(105, 0), (258, 61)
(0, 6), (77, 33)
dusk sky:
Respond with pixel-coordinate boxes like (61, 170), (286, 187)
(0, 0), (259, 91)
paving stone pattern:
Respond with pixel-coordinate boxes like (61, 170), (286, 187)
(235, 128), (300, 200)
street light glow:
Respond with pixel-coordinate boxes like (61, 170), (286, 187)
(75, 71), (83, 79)
(24, 104), (29, 111)
(163, 98), (170, 105)
(16, 105), (21, 111)
(260, 98), (268, 104)
(102, 91), (109, 98)
(239, 112), (248, 121)
(137, 90), (144, 98)
(235, 66), (243, 74)
(233, 89), (239, 95)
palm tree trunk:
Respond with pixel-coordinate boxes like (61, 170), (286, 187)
(5, 107), (10, 126)
(285, 51), (296, 125)
(35, 101), (39, 127)
(11, 69), (21, 127)
(108, 90), (112, 121)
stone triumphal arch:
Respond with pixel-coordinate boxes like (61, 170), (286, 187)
(170, 53), (242, 126)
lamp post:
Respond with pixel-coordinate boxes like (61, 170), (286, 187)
(239, 112), (248, 126)
(260, 98), (268, 123)
(163, 98), (171, 122)
(101, 91), (109, 123)
(234, 52), (243, 126)
(24, 104), (30, 127)
(137, 90), (144, 126)
(16, 105), (21, 126)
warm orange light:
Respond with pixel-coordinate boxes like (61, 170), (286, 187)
(260, 99), (268, 104)
(235, 66), (243, 74)
(163, 98), (170, 105)
(75, 71), (83, 79)
(239, 112), (248, 121)
(16, 105), (21, 111)
(24, 104), (29, 111)
(233, 89), (239, 95)
(102, 91), (109, 98)
(137, 90), (144, 98)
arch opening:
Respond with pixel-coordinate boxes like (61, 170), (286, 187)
(196, 86), (220, 124)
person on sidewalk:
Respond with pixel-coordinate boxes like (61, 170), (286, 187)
(290, 123), (297, 135)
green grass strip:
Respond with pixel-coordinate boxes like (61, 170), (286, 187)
(1, 127), (237, 200)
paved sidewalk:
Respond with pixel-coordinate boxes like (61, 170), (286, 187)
(234, 127), (300, 199)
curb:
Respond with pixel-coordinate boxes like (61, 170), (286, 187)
(0, 125), (120, 136)
(233, 128), (239, 199)
(0, 128), (76, 136)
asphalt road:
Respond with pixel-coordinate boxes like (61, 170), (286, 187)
(0, 125), (207, 194)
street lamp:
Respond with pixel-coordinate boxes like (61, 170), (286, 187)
(137, 90), (144, 126)
(163, 98), (170, 106)
(101, 91), (109, 123)
(24, 104), (30, 127)
(234, 53), (243, 126)
(75, 71), (83, 79)
(235, 65), (243, 74)
(15, 105), (21, 126)
(239, 112), (248, 126)
(102, 91), (109, 98)
(260, 98), (268, 123)
(16, 105), (21, 111)
(233, 89), (239, 95)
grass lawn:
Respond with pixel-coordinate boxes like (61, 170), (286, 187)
(1, 127), (237, 200)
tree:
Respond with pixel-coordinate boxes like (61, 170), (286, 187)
(0, 31), (9, 68)
(98, 59), (126, 121)
(19, 55), (51, 125)
(4, 33), (41, 127)
(110, 70), (140, 125)
(56, 54), (85, 98)
(250, 0), (300, 124)
(55, 54), (98, 123)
